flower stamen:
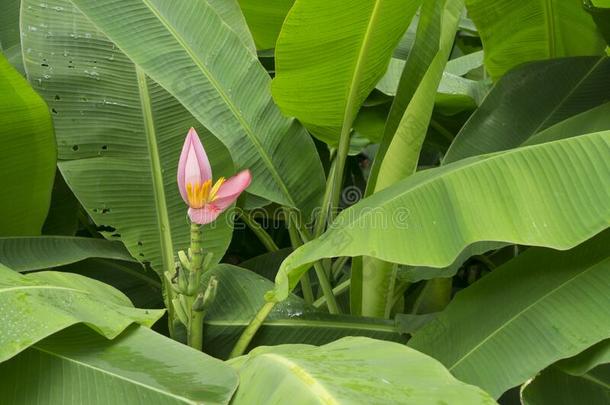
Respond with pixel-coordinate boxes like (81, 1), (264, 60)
(209, 177), (225, 201)
(186, 177), (225, 208)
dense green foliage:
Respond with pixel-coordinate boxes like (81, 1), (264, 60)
(1, 0), (609, 403)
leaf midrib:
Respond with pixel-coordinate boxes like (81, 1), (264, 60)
(328, 131), (609, 243)
(340, 0), (385, 133)
(533, 57), (605, 134)
(33, 344), (197, 404)
(0, 285), (83, 294)
(448, 257), (607, 371)
(137, 0), (295, 207)
(579, 371), (610, 390)
(259, 353), (339, 404)
(135, 67), (175, 275)
(542, 0), (557, 57)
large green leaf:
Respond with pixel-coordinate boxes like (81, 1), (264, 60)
(21, 0), (235, 274)
(66, 0), (325, 216)
(392, 15), (418, 59)
(0, 0), (19, 51)
(557, 339), (610, 376)
(229, 337), (497, 404)
(202, 264), (406, 359)
(271, 131), (610, 301)
(239, 247), (293, 281)
(237, 0), (295, 49)
(206, 0), (257, 54)
(465, 0), (605, 80)
(409, 230), (610, 398)
(58, 257), (163, 309)
(0, 0), (23, 72)
(377, 56), (489, 111)
(374, 0), (463, 190)
(0, 53), (55, 236)
(523, 102), (610, 147)
(521, 365), (610, 405)
(0, 263), (163, 362)
(0, 325), (238, 404)
(352, 104), (388, 145)
(0, 235), (162, 308)
(355, 0), (464, 318)
(366, 0), (463, 194)
(0, 236), (134, 271)
(41, 170), (81, 235)
(445, 57), (610, 163)
(271, 0), (421, 144)
(586, 0), (610, 45)
(445, 50), (485, 75)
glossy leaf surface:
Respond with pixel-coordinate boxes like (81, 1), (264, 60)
(273, 132), (610, 301)
(0, 236), (134, 271)
(68, 0), (325, 216)
(521, 365), (610, 405)
(465, 0), (605, 79)
(230, 337), (497, 404)
(0, 264), (163, 362)
(409, 230), (610, 398)
(272, 0), (421, 143)
(445, 57), (610, 163)
(22, 0), (235, 274)
(0, 54), (55, 236)
(0, 326), (238, 404)
(202, 265), (406, 359)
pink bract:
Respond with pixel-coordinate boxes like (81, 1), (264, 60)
(177, 128), (252, 225)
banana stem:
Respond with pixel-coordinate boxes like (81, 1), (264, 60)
(294, 218), (340, 313)
(286, 215), (314, 304)
(186, 223), (204, 351)
(230, 301), (276, 358)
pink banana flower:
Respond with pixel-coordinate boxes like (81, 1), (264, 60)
(178, 128), (251, 224)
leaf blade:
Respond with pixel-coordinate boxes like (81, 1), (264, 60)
(465, 0), (605, 80)
(272, 0), (422, 143)
(201, 264), (406, 359)
(0, 236), (134, 272)
(0, 264), (163, 363)
(68, 0), (325, 215)
(521, 365), (610, 405)
(409, 231), (610, 398)
(444, 57), (610, 163)
(0, 54), (55, 236)
(0, 325), (238, 404)
(21, 0), (235, 273)
(230, 337), (497, 404)
(272, 131), (610, 301)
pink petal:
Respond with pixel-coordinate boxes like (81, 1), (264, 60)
(177, 127), (212, 202)
(213, 170), (252, 210)
(188, 206), (223, 225)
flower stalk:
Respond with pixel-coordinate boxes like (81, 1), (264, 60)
(168, 127), (252, 350)
(165, 228), (216, 351)
(229, 301), (276, 358)
(186, 223), (205, 350)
